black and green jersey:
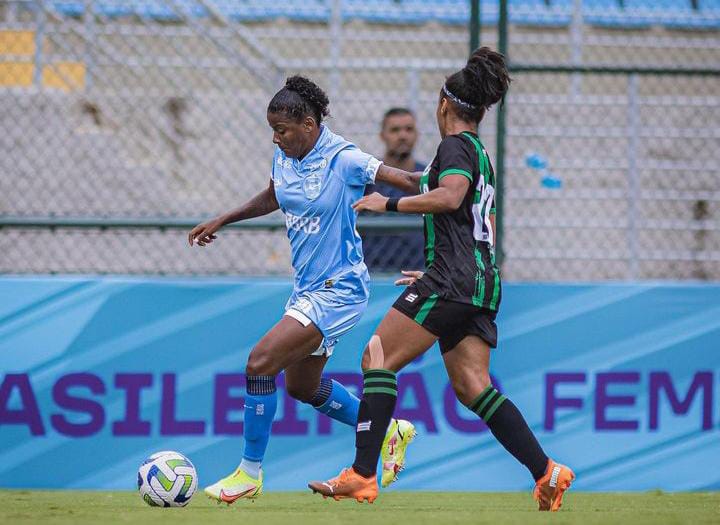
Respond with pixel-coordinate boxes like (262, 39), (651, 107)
(416, 131), (501, 311)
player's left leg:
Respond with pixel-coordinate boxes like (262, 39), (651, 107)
(308, 307), (436, 502)
(442, 335), (574, 512)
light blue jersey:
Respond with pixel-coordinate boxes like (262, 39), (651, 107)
(272, 125), (380, 351)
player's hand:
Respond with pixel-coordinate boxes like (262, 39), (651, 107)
(188, 218), (223, 247)
(352, 192), (388, 213)
(395, 270), (424, 286)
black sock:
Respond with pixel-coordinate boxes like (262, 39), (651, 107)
(308, 377), (333, 407)
(470, 385), (549, 481)
(352, 369), (397, 478)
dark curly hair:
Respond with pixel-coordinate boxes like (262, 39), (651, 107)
(444, 47), (511, 123)
(267, 75), (330, 124)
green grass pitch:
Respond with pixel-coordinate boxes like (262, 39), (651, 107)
(2, 490), (718, 525)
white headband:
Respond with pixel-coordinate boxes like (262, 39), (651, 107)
(442, 84), (477, 109)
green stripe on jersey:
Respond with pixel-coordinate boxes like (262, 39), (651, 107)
(488, 250), (501, 311)
(473, 247), (486, 307)
(462, 132), (489, 184)
(419, 168), (435, 267)
(438, 168), (473, 183)
(424, 214), (435, 266)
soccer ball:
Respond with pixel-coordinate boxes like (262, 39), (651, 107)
(137, 450), (198, 507)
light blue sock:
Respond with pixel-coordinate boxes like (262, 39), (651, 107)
(241, 376), (278, 466)
(311, 378), (360, 427)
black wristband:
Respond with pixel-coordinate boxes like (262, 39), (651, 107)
(386, 197), (400, 212)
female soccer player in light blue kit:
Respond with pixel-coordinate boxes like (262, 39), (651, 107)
(188, 76), (415, 503)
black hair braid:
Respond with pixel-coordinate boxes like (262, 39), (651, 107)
(267, 75), (330, 124)
(444, 47), (511, 123)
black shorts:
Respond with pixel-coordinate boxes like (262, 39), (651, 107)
(392, 282), (498, 354)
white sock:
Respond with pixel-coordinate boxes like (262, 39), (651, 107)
(239, 458), (261, 479)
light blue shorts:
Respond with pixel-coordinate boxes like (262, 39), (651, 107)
(285, 286), (368, 356)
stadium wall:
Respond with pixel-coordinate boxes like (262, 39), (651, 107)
(0, 276), (718, 492)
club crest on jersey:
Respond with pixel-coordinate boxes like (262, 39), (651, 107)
(303, 172), (322, 199)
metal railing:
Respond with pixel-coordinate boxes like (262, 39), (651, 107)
(1, 1), (719, 279)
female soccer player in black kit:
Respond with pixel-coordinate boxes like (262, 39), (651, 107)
(309, 47), (575, 511)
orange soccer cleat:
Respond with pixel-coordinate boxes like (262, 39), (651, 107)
(308, 467), (379, 504)
(533, 459), (575, 511)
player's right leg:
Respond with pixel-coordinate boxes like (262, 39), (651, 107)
(308, 307), (436, 502)
(442, 334), (574, 511)
(204, 315), (323, 504)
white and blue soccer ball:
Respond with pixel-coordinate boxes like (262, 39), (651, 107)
(137, 450), (198, 507)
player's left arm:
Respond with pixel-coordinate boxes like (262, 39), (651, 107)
(353, 175), (468, 214)
(354, 135), (472, 214)
(374, 164), (422, 195)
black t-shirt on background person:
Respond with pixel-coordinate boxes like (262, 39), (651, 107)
(361, 160), (426, 273)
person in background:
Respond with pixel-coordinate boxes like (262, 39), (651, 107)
(361, 108), (426, 273)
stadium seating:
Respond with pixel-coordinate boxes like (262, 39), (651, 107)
(42, 1), (720, 29)
(584, 0), (719, 29)
(0, 29), (85, 89)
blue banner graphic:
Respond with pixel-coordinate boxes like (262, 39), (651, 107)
(1, 277), (718, 491)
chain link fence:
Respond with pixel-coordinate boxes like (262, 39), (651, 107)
(503, 69), (720, 280)
(1, 1), (719, 279)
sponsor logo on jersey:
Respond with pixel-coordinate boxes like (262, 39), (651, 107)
(286, 213), (321, 234)
(293, 298), (313, 315)
(307, 158), (328, 171)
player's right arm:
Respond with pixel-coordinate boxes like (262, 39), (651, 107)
(375, 164), (422, 195)
(188, 179), (279, 247)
